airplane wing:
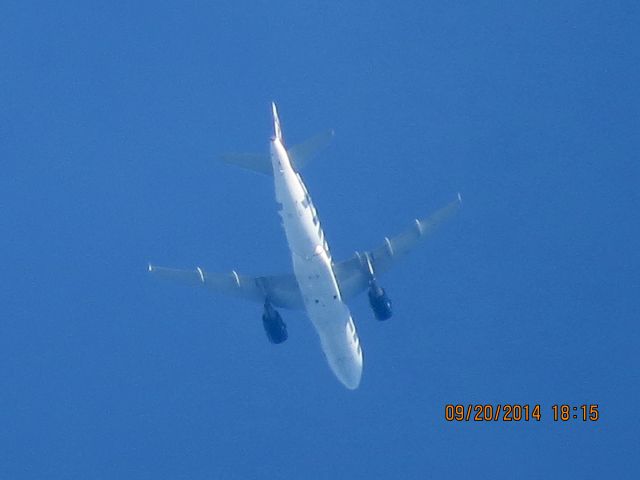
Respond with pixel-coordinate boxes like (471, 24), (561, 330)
(333, 194), (462, 301)
(219, 130), (334, 176)
(149, 194), (460, 309)
(147, 264), (304, 310)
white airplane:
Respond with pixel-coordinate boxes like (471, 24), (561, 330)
(149, 103), (461, 389)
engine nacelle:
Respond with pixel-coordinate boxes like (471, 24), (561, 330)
(262, 302), (288, 344)
(368, 282), (393, 321)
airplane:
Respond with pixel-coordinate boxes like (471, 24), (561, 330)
(149, 103), (461, 389)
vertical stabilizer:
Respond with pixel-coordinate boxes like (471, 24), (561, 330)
(272, 101), (283, 142)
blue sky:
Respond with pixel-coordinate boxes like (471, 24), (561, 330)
(2, 1), (638, 478)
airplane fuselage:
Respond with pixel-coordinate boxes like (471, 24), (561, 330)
(149, 104), (461, 390)
(269, 132), (363, 389)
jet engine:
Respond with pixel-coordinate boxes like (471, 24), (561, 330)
(368, 281), (393, 321)
(262, 301), (288, 344)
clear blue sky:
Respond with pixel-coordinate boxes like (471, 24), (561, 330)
(2, 1), (638, 478)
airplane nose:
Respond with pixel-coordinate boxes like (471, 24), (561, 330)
(340, 370), (362, 390)
(317, 315), (364, 390)
(332, 355), (363, 390)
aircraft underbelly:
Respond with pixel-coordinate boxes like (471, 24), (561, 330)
(292, 252), (362, 389)
(271, 135), (362, 389)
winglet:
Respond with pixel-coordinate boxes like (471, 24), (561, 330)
(272, 101), (283, 142)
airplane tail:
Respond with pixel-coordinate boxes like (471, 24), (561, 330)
(219, 129), (334, 176)
(272, 101), (283, 142)
(218, 102), (334, 175)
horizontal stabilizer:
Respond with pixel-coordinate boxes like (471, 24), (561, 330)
(218, 130), (334, 176)
(218, 152), (273, 176)
(288, 129), (335, 170)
